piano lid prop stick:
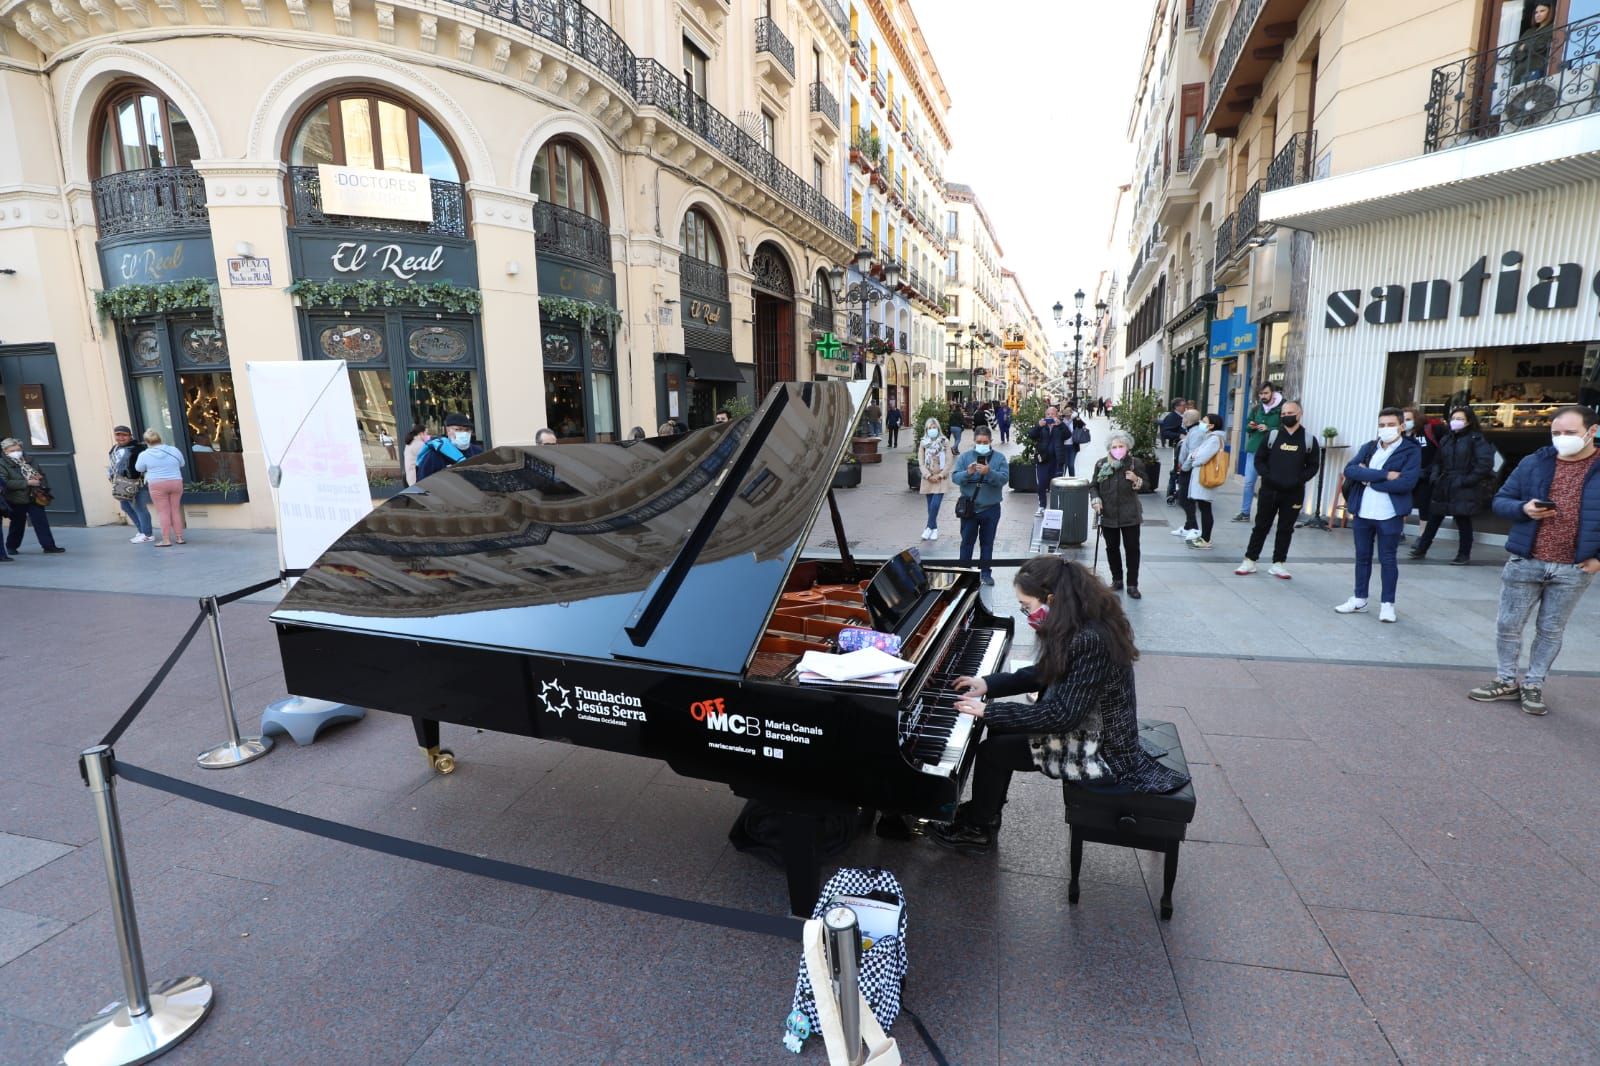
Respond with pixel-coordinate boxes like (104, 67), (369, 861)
(195, 596), (274, 770)
(824, 906), (866, 1066)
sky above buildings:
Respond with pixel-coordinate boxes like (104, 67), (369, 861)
(915, 0), (1155, 351)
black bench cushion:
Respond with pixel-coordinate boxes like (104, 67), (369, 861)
(1061, 719), (1197, 841)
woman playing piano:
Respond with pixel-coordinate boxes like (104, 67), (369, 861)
(929, 556), (1190, 854)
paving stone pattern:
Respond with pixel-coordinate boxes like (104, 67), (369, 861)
(2, 421), (1598, 1063)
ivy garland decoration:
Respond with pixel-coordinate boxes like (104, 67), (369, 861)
(538, 295), (624, 337)
(94, 279), (221, 322)
(287, 278), (483, 313)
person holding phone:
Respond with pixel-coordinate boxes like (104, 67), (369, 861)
(1468, 405), (1600, 716)
(1409, 405), (1495, 564)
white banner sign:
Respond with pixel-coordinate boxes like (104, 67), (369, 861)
(316, 164), (434, 223)
(246, 361), (373, 572)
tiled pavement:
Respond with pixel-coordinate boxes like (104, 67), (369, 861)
(3, 422), (1599, 1064)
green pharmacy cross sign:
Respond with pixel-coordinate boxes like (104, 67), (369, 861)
(814, 332), (844, 360)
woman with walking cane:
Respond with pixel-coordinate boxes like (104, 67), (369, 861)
(1090, 429), (1146, 598)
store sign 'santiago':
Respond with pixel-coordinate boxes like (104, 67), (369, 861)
(1325, 251), (1595, 329)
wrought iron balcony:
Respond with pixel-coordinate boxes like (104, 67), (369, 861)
(755, 17), (795, 79)
(816, 0), (848, 36)
(1235, 180), (1264, 248)
(1265, 131), (1314, 190)
(810, 303), (835, 331)
(848, 313), (864, 340)
(92, 167), (209, 238)
(1424, 12), (1600, 152)
(899, 330), (908, 352)
(533, 200), (610, 269)
(810, 81), (840, 127)
(1204, 0), (1265, 133)
(288, 165), (466, 237)
(1214, 213), (1235, 266)
(680, 255), (729, 300)
(1193, 0), (1216, 32)
(1184, 0), (1200, 29)
(871, 70), (887, 103)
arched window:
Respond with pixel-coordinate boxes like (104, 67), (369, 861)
(95, 86), (200, 175)
(531, 138), (606, 222)
(289, 91), (461, 181)
(811, 269), (833, 310)
(679, 208), (723, 266)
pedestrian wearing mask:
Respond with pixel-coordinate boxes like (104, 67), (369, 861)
(918, 418), (955, 541)
(415, 413), (484, 481)
(1409, 405), (1495, 564)
(996, 403), (1013, 445)
(1468, 405), (1600, 716)
(107, 425), (153, 543)
(1235, 384), (1283, 522)
(1335, 408), (1422, 623)
(401, 424), (429, 486)
(1401, 405), (1436, 538)
(133, 429), (187, 546)
(1, 438), (65, 555)
(1181, 413), (1225, 550)
(1234, 401), (1319, 579)
(1091, 430), (1146, 598)
(1171, 408), (1205, 541)
(1028, 404), (1071, 518)
(953, 428), (1008, 586)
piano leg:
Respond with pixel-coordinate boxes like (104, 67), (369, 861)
(1067, 829), (1083, 904)
(779, 812), (823, 918)
(411, 716), (455, 775)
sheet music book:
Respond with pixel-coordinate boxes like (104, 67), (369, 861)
(796, 647), (915, 683)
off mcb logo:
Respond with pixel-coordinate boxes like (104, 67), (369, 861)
(689, 697), (761, 737)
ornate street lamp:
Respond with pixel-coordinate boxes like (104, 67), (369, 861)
(1053, 289), (1108, 411)
(830, 246), (901, 369)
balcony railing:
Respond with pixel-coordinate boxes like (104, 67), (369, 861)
(534, 200), (610, 269)
(288, 165), (467, 237)
(1184, 0), (1199, 29)
(1214, 213), (1235, 266)
(92, 166), (209, 238)
(680, 254), (729, 300)
(1193, 0), (1215, 32)
(816, 0), (848, 36)
(1129, 223), (1162, 285)
(871, 71), (887, 102)
(1203, 0), (1266, 132)
(848, 313), (864, 340)
(755, 17), (795, 78)
(1265, 131), (1314, 191)
(810, 303), (835, 331)
(898, 330), (908, 352)
(810, 81), (840, 127)
(1424, 12), (1600, 152)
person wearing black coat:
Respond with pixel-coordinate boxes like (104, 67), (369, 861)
(1410, 405), (1496, 564)
(948, 402), (967, 451)
(1028, 405), (1072, 516)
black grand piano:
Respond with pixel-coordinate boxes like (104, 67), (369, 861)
(272, 381), (1012, 914)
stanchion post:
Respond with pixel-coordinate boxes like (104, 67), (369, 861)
(196, 595), (273, 769)
(64, 746), (213, 1065)
(824, 905), (865, 1066)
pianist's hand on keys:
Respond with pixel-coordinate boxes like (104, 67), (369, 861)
(955, 676), (987, 697)
(954, 695), (986, 718)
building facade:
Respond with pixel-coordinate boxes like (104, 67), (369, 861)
(999, 269), (1050, 404)
(941, 181), (1003, 404)
(0, 0), (858, 529)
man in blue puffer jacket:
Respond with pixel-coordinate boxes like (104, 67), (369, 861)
(1467, 405), (1600, 716)
(1334, 407), (1422, 623)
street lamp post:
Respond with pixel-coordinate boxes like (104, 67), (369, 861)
(943, 322), (984, 403)
(1052, 289), (1108, 412)
(829, 247), (901, 375)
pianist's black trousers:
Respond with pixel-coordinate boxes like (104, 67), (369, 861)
(964, 733), (1040, 826)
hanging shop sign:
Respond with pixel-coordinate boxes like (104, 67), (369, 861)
(1323, 251), (1597, 330)
(536, 257), (617, 308)
(289, 233), (478, 286)
(1208, 306), (1258, 358)
(316, 164), (434, 223)
(813, 333), (851, 378)
(97, 235), (216, 287)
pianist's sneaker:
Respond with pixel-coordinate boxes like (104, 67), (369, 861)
(929, 821), (995, 854)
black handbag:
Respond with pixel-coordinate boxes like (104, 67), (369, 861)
(955, 493), (975, 519)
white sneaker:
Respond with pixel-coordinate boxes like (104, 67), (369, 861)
(1035, 507), (1044, 518)
(1379, 603), (1397, 623)
(130, 533), (146, 543)
(920, 528), (932, 540)
(1234, 559), (1257, 575)
(1334, 597), (1368, 614)
(1182, 530), (1202, 541)
(929, 528), (939, 541)
(1269, 563), (1293, 580)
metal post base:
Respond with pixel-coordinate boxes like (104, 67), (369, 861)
(195, 735), (272, 770)
(259, 696), (365, 746)
(63, 975), (214, 1066)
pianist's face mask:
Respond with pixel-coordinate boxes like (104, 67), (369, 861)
(1024, 603), (1049, 631)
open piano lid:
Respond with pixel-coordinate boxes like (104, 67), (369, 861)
(271, 380), (870, 675)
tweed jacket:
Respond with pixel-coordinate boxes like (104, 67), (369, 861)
(982, 625), (1189, 793)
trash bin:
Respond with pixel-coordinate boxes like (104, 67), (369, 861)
(1048, 477), (1091, 546)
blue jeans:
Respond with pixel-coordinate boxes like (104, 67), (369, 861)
(959, 502), (1001, 578)
(1352, 514), (1403, 603)
(950, 427), (963, 451)
(1495, 557), (1595, 685)
(120, 489), (153, 537)
(1240, 451), (1259, 515)
(925, 492), (944, 531)
(1035, 461), (1061, 508)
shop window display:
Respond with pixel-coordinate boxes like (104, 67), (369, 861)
(541, 325), (618, 442)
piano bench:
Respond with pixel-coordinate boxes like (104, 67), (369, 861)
(1061, 720), (1196, 921)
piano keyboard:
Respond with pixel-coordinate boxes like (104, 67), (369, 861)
(901, 625), (1009, 777)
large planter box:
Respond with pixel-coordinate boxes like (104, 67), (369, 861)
(906, 459), (921, 491)
(831, 463), (862, 489)
(370, 484), (406, 500)
(1008, 462), (1038, 492)
(182, 488), (249, 505)
(1138, 458), (1162, 494)
(850, 436), (883, 464)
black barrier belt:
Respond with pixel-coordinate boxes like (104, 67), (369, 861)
(97, 611), (209, 749)
(902, 1007), (952, 1066)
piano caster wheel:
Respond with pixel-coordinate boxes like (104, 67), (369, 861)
(421, 746), (457, 774)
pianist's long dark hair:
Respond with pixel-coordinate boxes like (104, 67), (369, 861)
(1017, 556), (1139, 684)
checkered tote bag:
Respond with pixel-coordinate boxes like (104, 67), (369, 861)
(786, 867), (908, 1051)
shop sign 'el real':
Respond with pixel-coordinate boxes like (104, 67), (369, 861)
(1325, 251), (1597, 330)
(316, 164), (434, 223)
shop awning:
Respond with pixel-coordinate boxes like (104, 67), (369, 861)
(1262, 119), (1600, 233)
(685, 348), (743, 382)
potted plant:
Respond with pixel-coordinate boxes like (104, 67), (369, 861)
(831, 452), (862, 489)
(721, 394), (755, 420)
(850, 404), (883, 464)
(905, 397), (946, 490)
(1008, 393), (1049, 492)
(183, 476), (249, 505)
(369, 472), (404, 499)
(1110, 388), (1165, 494)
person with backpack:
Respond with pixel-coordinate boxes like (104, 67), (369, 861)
(1181, 413), (1226, 550)
(415, 412), (484, 481)
(1408, 405), (1495, 564)
(1234, 400), (1320, 579)
(1335, 407), (1423, 623)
